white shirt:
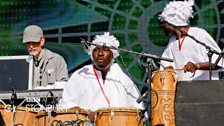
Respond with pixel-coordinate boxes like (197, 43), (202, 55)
(62, 63), (144, 111)
(160, 27), (223, 81)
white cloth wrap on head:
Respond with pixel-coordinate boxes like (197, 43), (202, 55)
(159, 0), (194, 26)
(88, 32), (120, 60)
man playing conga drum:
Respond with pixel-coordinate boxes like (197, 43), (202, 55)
(151, 1), (224, 126)
(62, 32), (144, 125)
(159, 0), (223, 80)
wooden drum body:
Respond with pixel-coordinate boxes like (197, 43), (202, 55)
(151, 70), (177, 126)
(95, 107), (143, 126)
(35, 109), (88, 126)
(0, 105), (37, 126)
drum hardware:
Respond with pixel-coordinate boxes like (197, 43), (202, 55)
(86, 120), (95, 126)
(136, 57), (173, 126)
(10, 88), (17, 126)
(35, 109), (89, 126)
(10, 88), (17, 107)
(0, 105), (37, 126)
(0, 99), (5, 105)
(67, 118), (88, 126)
(13, 106), (17, 126)
(76, 109), (80, 119)
(19, 97), (45, 110)
(137, 58), (155, 125)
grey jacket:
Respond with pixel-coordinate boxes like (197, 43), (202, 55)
(33, 48), (68, 88)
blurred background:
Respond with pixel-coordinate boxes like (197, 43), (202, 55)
(0, 0), (223, 89)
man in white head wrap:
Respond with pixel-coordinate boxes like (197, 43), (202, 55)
(159, 0), (223, 80)
(62, 32), (144, 121)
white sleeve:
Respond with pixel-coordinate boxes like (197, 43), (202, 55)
(123, 74), (144, 110)
(61, 72), (82, 109)
(200, 29), (223, 67)
(114, 63), (144, 109)
(160, 43), (173, 70)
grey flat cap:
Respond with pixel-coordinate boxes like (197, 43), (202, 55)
(23, 25), (43, 43)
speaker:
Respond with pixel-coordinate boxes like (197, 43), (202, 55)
(175, 80), (224, 126)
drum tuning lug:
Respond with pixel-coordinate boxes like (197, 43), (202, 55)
(51, 111), (57, 117)
(47, 111), (51, 122)
(76, 110), (80, 119)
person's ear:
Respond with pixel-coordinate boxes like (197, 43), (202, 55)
(40, 37), (45, 46)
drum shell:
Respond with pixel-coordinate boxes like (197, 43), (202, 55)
(95, 107), (143, 126)
(35, 109), (88, 126)
(151, 70), (177, 126)
(0, 105), (37, 126)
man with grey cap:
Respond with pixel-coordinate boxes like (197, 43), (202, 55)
(23, 25), (68, 89)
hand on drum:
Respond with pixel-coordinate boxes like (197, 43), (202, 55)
(88, 110), (96, 122)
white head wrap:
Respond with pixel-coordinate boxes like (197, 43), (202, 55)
(159, 0), (194, 26)
(88, 32), (120, 60)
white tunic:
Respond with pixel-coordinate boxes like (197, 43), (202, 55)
(160, 27), (223, 81)
(62, 63), (143, 111)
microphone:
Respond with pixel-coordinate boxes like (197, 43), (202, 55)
(179, 28), (189, 36)
(26, 55), (33, 63)
(80, 38), (90, 53)
(136, 87), (149, 103)
(168, 22), (189, 37)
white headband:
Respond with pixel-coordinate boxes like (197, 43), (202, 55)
(159, 0), (194, 26)
(88, 32), (120, 60)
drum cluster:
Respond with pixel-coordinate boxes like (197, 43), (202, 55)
(0, 104), (144, 126)
(0, 70), (178, 126)
(0, 104), (91, 126)
(0, 90), (144, 126)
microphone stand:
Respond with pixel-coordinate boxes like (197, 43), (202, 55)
(169, 23), (220, 80)
(81, 40), (173, 126)
(49, 91), (57, 117)
(10, 88), (17, 126)
(146, 58), (153, 126)
(81, 41), (173, 63)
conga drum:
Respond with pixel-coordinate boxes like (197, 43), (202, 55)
(151, 70), (177, 126)
(0, 105), (37, 126)
(35, 109), (89, 126)
(95, 107), (143, 126)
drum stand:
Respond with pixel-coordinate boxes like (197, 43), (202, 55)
(137, 58), (157, 126)
(145, 58), (153, 126)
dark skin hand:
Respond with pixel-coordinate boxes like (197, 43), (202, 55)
(184, 62), (198, 73)
(165, 61), (219, 73)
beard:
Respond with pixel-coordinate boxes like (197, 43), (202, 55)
(28, 49), (42, 59)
